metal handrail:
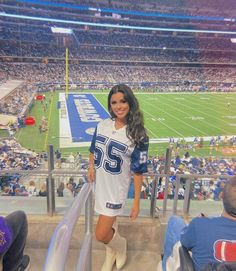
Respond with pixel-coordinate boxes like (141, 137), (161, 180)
(43, 182), (94, 271)
(147, 172), (233, 217)
(77, 182), (94, 271)
(1, 169), (232, 217)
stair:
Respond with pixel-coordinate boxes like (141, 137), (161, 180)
(25, 215), (162, 271)
(26, 248), (159, 271)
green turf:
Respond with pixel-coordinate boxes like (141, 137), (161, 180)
(94, 93), (236, 138)
(15, 92), (59, 152)
(14, 92), (236, 157)
(0, 129), (9, 138)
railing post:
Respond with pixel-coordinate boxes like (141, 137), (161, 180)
(150, 173), (159, 218)
(162, 147), (172, 213)
(47, 144), (55, 216)
(85, 189), (93, 271)
(172, 175), (180, 215)
(183, 178), (192, 216)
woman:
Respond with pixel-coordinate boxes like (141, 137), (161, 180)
(88, 84), (149, 271)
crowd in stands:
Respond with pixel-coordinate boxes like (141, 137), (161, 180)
(1, 136), (235, 202)
(2, 24), (236, 59)
(76, 0), (236, 16)
(1, 0), (236, 96)
(143, 151), (236, 201)
(150, 152), (236, 177)
(0, 143), (87, 197)
(0, 137), (46, 194)
(0, 83), (34, 116)
(1, 63), (236, 95)
(2, 0), (236, 22)
(2, 21), (236, 50)
(1, 0), (236, 74)
(2, 38), (236, 65)
(0, 138), (43, 170)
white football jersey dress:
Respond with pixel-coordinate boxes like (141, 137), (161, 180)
(89, 118), (149, 216)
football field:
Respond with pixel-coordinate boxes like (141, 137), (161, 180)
(16, 91), (236, 157)
(96, 92), (236, 139)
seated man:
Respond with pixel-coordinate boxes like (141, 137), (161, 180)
(0, 210), (30, 271)
(158, 176), (236, 271)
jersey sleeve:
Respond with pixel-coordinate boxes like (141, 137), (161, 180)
(89, 126), (97, 154)
(130, 138), (149, 174)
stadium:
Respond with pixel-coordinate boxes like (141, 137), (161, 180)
(0, 0), (236, 270)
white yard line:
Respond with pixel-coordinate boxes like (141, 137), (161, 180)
(143, 99), (208, 136)
(160, 96), (227, 134)
(142, 108), (185, 138)
(184, 95), (235, 117)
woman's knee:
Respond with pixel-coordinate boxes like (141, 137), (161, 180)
(95, 215), (116, 243)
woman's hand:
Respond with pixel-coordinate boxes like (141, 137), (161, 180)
(129, 202), (140, 221)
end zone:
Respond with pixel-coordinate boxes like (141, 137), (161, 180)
(59, 93), (110, 148)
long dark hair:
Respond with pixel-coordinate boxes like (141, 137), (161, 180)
(108, 84), (148, 146)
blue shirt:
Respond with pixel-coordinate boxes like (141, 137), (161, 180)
(180, 216), (236, 271)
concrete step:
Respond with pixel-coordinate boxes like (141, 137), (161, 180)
(26, 216), (161, 252)
(25, 215), (162, 270)
(25, 248), (161, 271)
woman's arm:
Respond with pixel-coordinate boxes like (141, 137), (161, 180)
(130, 173), (143, 220)
(87, 152), (95, 182)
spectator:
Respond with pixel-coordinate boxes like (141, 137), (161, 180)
(76, 177), (86, 191)
(57, 182), (64, 197)
(27, 181), (37, 196)
(68, 177), (76, 191)
(67, 153), (75, 168)
(14, 187), (29, 197)
(158, 176), (236, 271)
(38, 183), (47, 197)
(213, 180), (226, 201)
(63, 183), (74, 198)
(55, 149), (61, 168)
(0, 210), (30, 271)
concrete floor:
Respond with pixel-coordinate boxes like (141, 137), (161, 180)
(26, 248), (161, 271)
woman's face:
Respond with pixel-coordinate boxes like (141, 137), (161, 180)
(110, 92), (130, 122)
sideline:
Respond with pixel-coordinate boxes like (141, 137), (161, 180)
(44, 92), (55, 151)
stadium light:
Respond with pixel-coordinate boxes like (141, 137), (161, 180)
(51, 26), (73, 34)
(50, 27), (80, 98)
(50, 27), (80, 47)
(2, 12), (236, 35)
